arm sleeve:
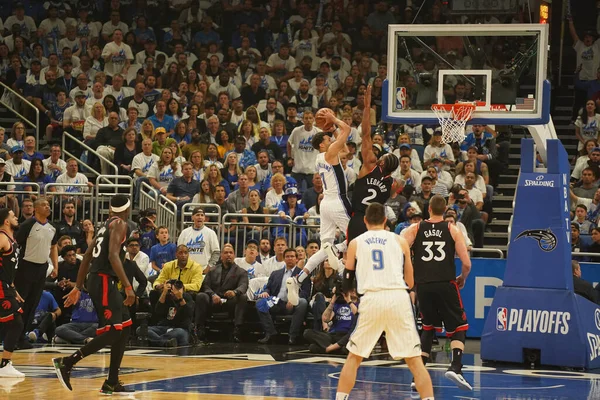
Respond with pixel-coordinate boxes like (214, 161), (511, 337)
(185, 266), (204, 293)
(208, 231), (221, 266)
(132, 262), (148, 297)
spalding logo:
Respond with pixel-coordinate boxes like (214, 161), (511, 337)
(514, 229), (557, 252)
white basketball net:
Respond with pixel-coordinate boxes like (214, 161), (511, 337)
(431, 104), (476, 144)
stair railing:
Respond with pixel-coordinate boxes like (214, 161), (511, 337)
(62, 131), (119, 185)
(0, 81), (39, 150)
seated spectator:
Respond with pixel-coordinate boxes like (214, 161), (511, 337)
(53, 201), (83, 245)
(444, 211), (473, 250)
(131, 138), (160, 206)
(166, 162), (201, 209)
(393, 155), (421, 191)
(55, 159), (93, 202)
(573, 204), (595, 235)
(260, 237), (288, 276)
(252, 127), (283, 162)
(572, 260), (599, 304)
(242, 189), (269, 241)
(256, 248), (310, 344)
(77, 219), (95, 255)
(310, 260), (340, 332)
(277, 186), (309, 246)
(572, 142), (600, 182)
(227, 173), (251, 212)
(575, 100), (600, 152)
(43, 144), (67, 181)
(149, 226), (177, 274)
(125, 237), (153, 290)
(177, 207), (220, 274)
(587, 227), (600, 255)
(265, 172), (286, 211)
(192, 179), (215, 204)
(195, 244), (249, 342)
(460, 124), (508, 188)
(304, 286), (358, 354)
(142, 278), (194, 347)
(22, 135), (44, 161)
(463, 172), (486, 216)
(221, 152), (242, 192)
(449, 189), (485, 249)
(393, 139), (423, 173)
(571, 222), (593, 262)
(302, 173), (324, 211)
(147, 146), (182, 197)
(27, 290), (61, 343)
(235, 240), (262, 280)
(230, 135), (258, 170)
(454, 160), (488, 199)
(5, 146), (31, 181)
(422, 165), (449, 198)
(23, 158), (56, 200)
(152, 127), (178, 157)
(573, 168), (599, 199)
(153, 245), (204, 296)
(114, 128), (142, 176)
(54, 291), (98, 345)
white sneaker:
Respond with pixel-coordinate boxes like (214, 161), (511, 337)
(0, 361), (26, 378)
(445, 369), (472, 391)
(286, 277), (301, 306)
(27, 331), (37, 343)
(323, 243), (340, 271)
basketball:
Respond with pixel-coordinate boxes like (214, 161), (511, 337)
(315, 108), (334, 131)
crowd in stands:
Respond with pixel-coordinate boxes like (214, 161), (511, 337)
(0, 0), (562, 347)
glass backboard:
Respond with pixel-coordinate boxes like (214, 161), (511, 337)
(382, 24), (550, 126)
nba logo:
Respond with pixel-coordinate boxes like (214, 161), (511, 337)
(496, 307), (508, 331)
(396, 87), (407, 110)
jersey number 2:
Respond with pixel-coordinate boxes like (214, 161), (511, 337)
(372, 249), (384, 270)
(421, 241), (446, 262)
(361, 188), (377, 206)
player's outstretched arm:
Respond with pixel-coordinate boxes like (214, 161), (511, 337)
(451, 225), (471, 288)
(109, 219), (135, 305)
(342, 239), (357, 292)
(324, 110), (352, 163)
(359, 85), (377, 175)
(397, 236), (414, 289)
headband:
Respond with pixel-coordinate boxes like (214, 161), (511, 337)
(111, 199), (130, 213)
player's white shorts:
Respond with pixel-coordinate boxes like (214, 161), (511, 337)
(319, 196), (351, 243)
(347, 289), (421, 360)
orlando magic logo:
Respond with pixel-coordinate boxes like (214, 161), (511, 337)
(514, 229), (557, 252)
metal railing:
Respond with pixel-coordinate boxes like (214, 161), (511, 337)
(0, 181), (40, 198)
(181, 203), (222, 231)
(139, 181), (158, 212)
(157, 195), (178, 237)
(221, 213), (294, 249)
(95, 175), (134, 223)
(0, 81), (39, 150)
(573, 252), (600, 260)
(62, 131), (119, 179)
(46, 183), (94, 221)
(293, 215), (320, 246)
(470, 248), (505, 258)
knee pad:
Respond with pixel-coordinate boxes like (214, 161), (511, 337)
(420, 329), (435, 354)
(451, 330), (466, 344)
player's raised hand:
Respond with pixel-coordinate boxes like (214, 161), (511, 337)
(365, 84), (372, 107)
(63, 287), (81, 307)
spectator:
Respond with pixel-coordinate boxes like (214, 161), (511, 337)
(94, 111), (124, 174)
(62, 91), (90, 141)
(575, 100), (600, 151)
(230, 136), (258, 170)
(195, 244), (249, 342)
(101, 29), (133, 82)
(460, 124), (507, 188)
(147, 146), (182, 197)
(43, 144), (67, 181)
(149, 226), (177, 274)
(449, 188), (485, 249)
(82, 101), (107, 143)
(288, 111), (318, 190)
(290, 80), (318, 115)
(257, 248), (310, 344)
(310, 260), (340, 331)
(22, 135), (44, 161)
(149, 100), (176, 134)
(234, 240), (263, 280)
(53, 201), (82, 244)
(27, 290), (61, 343)
(153, 245), (204, 294)
(166, 162), (201, 209)
(444, 212), (473, 250)
(144, 278), (194, 347)
(393, 155), (421, 190)
(18, 197), (34, 223)
(125, 237), (152, 287)
(131, 138), (160, 205)
(55, 158), (93, 198)
(121, 82), (153, 120)
(177, 207), (220, 274)
(241, 73), (267, 108)
(22, 158), (55, 199)
(304, 287), (358, 354)
(114, 128), (141, 175)
(253, 150), (273, 184)
(227, 173), (251, 212)
(424, 130), (454, 170)
(572, 260), (598, 303)
(5, 146), (31, 181)
(574, 204), (595, 234)
(572, 142), (600, 182)
(54, 292), (98, 345)
(574, 168), (599, 199)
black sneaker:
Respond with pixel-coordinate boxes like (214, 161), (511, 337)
(308, 344), (321, 354)
(164, 338), (178, 347)
(17, 339), (33, 350)
(52, 357), (73, 391)
(100, 380), (135, 395)
(444, 366), (472, 391)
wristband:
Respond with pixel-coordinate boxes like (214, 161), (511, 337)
(125, 285), (133, 291)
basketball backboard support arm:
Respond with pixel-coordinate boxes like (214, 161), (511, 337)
(525, 118), (559, 165)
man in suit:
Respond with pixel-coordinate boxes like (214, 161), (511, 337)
(257, 248), (310, 344)
(195, 244), (249, 342)
(572, 260), (599, 304)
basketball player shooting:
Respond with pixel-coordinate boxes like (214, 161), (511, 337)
(287, 108), (352, 306)
(53, 195), (136, 395)
(402, 195), (473, 391)
(335, 203), (434, 400)
(347, 84), (399, 243)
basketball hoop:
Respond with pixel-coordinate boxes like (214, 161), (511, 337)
(431, 103), (476, 144)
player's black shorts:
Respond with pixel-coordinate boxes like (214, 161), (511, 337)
(0, 282), (22, 323)
(347, 212), (367, 243)
(87, 273), (131, 335)
(416, 281), (468, 337)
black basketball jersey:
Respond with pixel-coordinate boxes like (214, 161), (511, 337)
(412, 220), (456, 284)
(351, 166), (393, 214)
(90, 217), (127, 276)
(0, 231), (18, 287)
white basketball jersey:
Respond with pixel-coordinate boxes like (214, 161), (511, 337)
(315, 152), (348, 199)
(355, 230), (408, 294)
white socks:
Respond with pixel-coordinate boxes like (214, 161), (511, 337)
(335, 393), (349, 400)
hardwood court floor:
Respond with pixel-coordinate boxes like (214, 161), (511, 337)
(3, 342), (600, 399)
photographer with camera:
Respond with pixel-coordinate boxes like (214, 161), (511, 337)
(303, 283), (358, 354)
(195, 244), (249, 342)
(152, 245), (204, 306)
(448, 187), (485, 249)
(139, 278), (195, 347)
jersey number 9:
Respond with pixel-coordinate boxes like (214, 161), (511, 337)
(372, 249), (384, 270)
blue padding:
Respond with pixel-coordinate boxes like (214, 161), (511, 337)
(381, 79), (551, 125)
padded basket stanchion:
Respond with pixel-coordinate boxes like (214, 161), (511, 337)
(431, 103), (475, 144)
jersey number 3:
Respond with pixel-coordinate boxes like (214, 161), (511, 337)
(421, 241), (446, 262)
(371, 249), (384, 270)
(92, 227), (107, 258)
